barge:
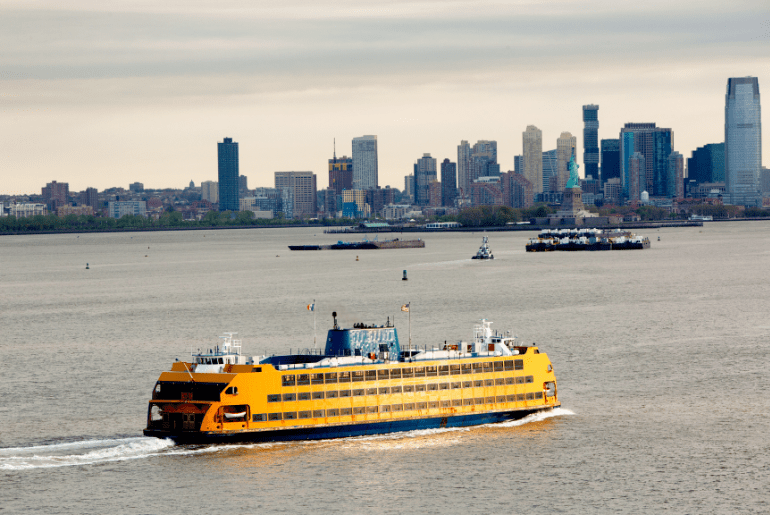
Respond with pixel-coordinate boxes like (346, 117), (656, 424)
(526, 228), (651, 252)
(289, 238), (425, 251)
(144, 313), (559, 443)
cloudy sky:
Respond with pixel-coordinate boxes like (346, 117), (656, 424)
(1, 0), (769, 194)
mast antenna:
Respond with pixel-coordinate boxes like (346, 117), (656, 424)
(334, 138), (336, 160)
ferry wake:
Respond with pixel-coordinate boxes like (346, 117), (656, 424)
(144, 313), (560, 443)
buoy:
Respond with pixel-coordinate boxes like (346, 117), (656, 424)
(145, 255), (148, 257)
(356, 255), (359, 261)
(85, 263), (89, 269)
(402, 270), (408, 281)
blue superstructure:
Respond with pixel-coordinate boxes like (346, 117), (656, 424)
(325, 313), (400, 359)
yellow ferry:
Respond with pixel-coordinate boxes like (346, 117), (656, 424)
(144, 312), (559, 443)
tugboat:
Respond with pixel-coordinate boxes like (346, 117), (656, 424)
(472, 236), (494, 260)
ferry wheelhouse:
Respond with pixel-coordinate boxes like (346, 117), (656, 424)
(144, 313), (559, 443)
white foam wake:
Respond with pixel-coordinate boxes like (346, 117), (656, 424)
(492, 407), (575, 428)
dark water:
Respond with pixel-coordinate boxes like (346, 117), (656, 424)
(1, 224), (768, 514)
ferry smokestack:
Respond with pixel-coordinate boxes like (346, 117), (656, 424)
(332, 311), (338, 329)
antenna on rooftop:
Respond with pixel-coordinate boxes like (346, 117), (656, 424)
(333, 138), (336, 160)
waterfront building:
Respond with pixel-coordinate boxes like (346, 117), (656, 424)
(441, 159), (457, 207)
(542, 149), (558, 192)
(42, 181), (69, 210)
(687, 143), (725, 185)
(108, 201), (147, 218)
(217, 137), (239, 212)
(620, 124), (674, 200)
(57, 205), (94, 216)
(583, 105), (600, 182)
(201, 181), (218, 203)
(274, 171), (317, 218)
(501, 172), (534, 209)
(414, 153), (437, 206)
(9, 203), (47, 218)
(352, 135), (378, 190)
(601, 139), (620, 185)
(329, 154), (353, 195)
(668, 151), (685, 198)
(523, 126), (543, 195)
(725, 77), (762, 205)
(80, 187), (98, 208)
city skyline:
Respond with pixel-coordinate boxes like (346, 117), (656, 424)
(1, 1), (768, 194)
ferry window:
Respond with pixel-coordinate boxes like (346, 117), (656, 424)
(504, 360), (514, 371)
(391, 386), (403, 394)
(439, 383), (449, 390)
(439, 365), (449, 376)
(463, 399), (473, 406)
(451, 382), (461, 389)
(327, 390), (339, 399)
(461, 364), (472, 375)
(353, 389), (365, 396)
(391, 404), (403, 412)
(516, 377), (525, 385)
(324, 373), (338, 384)
(365, 370), (377, 381)
(353, 407), (366, 415)
(378, 370), (389, 380)
(311, 374), (324, 385)
(450, 364), (461, 375)
(378, 387), (389, 395)
(507, 394), (516, 402)
(495, 378), (505, 386)
(413, 367), (426, 377)
(426, 366), (438, 377)
(535, 392), (543, 399)
(339, 390), (351, 397)
(225, 386), (238, 395)
(526, 376), (534, 384)
(514, 359), (524, 371)
(390, 369), (402, 379)
(366, 406), (378, 414)
(496, 396), (506, 403)
(268, 413), (282, 421)
(313, 410), (325, 418)
(484, 379), (494, 387)
(297, 374), (310, 386)
(474, 398), (484, 405)
(416, 402), (427, 410)
(483, 362), (493, 372)
(252, 367), (262, 373)
(494, 362), (504, 372)
(298, 392), (310, 401)
(517, 394), (525, 401)
(462, 381), (472, 388)
(366, 388), (377, 395)
(452, 399), (462, 407)
(505, 377), (514, 385)
(547, 364), (553, 372)
(403, 385), (414, 393)
(404, 403), (415, 410)
(298, 411), (311, 419)
(284, 412), (298, 420)
(352, 371), (364, 382)
(416, 384), (426, 392)
(340, 408), (352, 416)
(429, 401), (439, 409)
(485, 397), (495, 404)
(474, 380), (483, 388)
(472, 363), (483, 372)
(338, 372), (351, 382)
(312, 391), (325, 400)
(267, 394), (280, 403)
(402, 368), (414, 378)
(253, 414), (267, 422)
(282, 375), (296, 387)
(427, 384), (438, 391)
(441, 400), (451, 408)
(283, 393), (296, 402)
(526, 393), (534, 400)
(327, 409), (339, 417)
(380, 405), (391, 413)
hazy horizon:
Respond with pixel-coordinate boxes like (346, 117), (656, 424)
(2, 0), (768, 195)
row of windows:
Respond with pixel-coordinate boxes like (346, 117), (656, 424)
(268, 376), (535, 403)
(281, 360), (525, 386)
(254, 392), (544, 422)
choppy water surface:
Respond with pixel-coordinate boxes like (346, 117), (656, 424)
(1, 224), (768, 514)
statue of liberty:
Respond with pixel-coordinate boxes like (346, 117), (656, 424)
(565, 155), (580, 189)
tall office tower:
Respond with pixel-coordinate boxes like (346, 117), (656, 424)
(472, 140), (497, 163)
(583, 105), (600, 181)
(600, 139), (620, 183)
(217, 137), (239, 212)
(620, 123), (673, 199)
(201, 181), (219, 203)
(274, 171), (317, 218)
(668, 151), (684, 198)
(687, 143), (725, 184)
(523, 126), (543, 195)
(352, 135), (378, 190)
(725, 77), (762, 204)
(329, 151), (353, 195)
(514, 155), (523, 174)
(239, 175), (248, 195)
(404, 174), (415, 201)
(457, 140), (472, 195)
(441, 159), (457, 207)
(414, 153), (438, 206)
(542, 149), (558, 192)
(628, 152), (646, 201)
(556, 132), (577, 191)
(80, 187), (98, 207)
(42, 181), (69, 209)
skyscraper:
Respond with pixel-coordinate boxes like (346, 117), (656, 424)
(628, 152), (646, 202)
(457, 140), (471, 195)
(668, 151), (684, 198)
(583, 105), (600, 181)
(414, 153), (437, 206)
(440, 159), (457, 207)
(352, 135), (378, 190)
(523, 126), (543, 195)
(542, 149), (558, 192)
(600, 139), (620, 183)
(687, 143), (725, 184)
(725, 77), (762, 204)
(218, 137), (239, 212)
(80, 187), (98, 208)
(329, 144), (353, 196)
(42, 180), (69, 209)
(556, 132), (577, 191)
(275, 171), (317, 218)
(620, 123), (673, 199)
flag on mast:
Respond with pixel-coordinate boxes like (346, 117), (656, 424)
(401, 304), (409, 312)
(307, 303), (315, 312)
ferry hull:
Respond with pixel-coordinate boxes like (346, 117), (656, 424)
(143, 405), (557, 444)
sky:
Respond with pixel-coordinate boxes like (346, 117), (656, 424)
(1, 0), (769, 195)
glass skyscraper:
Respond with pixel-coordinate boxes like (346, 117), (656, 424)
(687, 143), (725, 184)
(725, 77), (761, 204)
(619, 123), (674, 200)
(583, 105), (599, 181)
(217, 137), (239, 212)
(601, 139), (620, 183)
(352, 135), (378, 190)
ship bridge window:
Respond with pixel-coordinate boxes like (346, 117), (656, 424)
(225, 386), (238, 395)
(494, 362), (504, 372)
(282, 375), (296, 387)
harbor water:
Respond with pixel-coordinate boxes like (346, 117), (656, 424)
(1, 223), (768, 514)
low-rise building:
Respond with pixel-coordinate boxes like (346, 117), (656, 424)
(108, 201), (147, 218)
